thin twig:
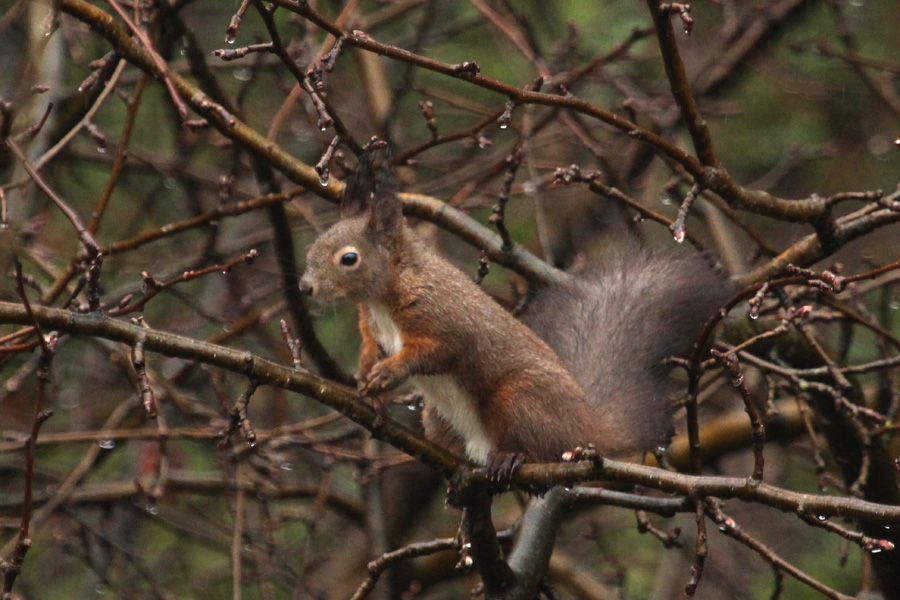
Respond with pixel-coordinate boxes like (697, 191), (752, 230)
(104, 0), (188, 118)
(6, 139), (101, 258)
(711, 350), (765, 483)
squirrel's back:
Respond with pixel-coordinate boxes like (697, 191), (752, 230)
(522, 243), (729, 454)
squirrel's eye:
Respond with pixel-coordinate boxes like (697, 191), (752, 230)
(335, 246), (360, 269)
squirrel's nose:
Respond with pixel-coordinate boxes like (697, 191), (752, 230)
(298, 278), (313, 296)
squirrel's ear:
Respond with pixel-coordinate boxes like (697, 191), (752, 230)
(340, 138), (387, 218)
(366, 147), (403, 246)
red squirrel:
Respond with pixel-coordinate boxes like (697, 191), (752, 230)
(299, 141), (727, 469)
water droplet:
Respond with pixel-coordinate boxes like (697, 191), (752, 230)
(661, 196), (672, 206)
(96, 145), (106, 154)
(94, 582), (110, 595)
(233, 68), (252, 82)
(279, 462), (293, 471)
(750, 312), (759, 320)
(871, 548), (883, 554)
(499, 123), (508, 129)
(673, 229), (685, 243)
(817, 515), (827, 521)
(146, 504), (159, 515)
(227, 38), (236, 45)
(98, 438), (115, 449)
(890, 301), (900, 310)
(320, 126), (327, 132)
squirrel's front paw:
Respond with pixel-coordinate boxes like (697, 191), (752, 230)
(359, 360), (409, 396)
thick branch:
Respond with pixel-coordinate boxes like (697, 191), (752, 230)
(3, 302), (897, 527)
(0, 301), (460, 480)
(516, 459), (900, 525)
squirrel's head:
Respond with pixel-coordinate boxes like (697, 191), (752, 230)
(299, 140), (403, 305)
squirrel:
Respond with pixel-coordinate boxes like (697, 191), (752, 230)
(299, 140), (728, 471)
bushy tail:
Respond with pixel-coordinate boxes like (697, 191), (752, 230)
(522, 244), (730, 454)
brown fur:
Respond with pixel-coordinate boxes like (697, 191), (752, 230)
(302, 218), (597, 463)
(299, 144), (728, 464)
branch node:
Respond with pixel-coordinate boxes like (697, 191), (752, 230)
(671, 183), (700, 243)
(450, 61), (480, 77)
(497, 100), (514, 129)
(474, 250), (490, 285)
(315, 136), (341, 186)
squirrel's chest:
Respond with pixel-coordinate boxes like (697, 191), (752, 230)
(363, 302), (493, 464)
(366, 303), (404, 357)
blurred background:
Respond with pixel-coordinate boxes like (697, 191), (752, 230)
(1, 0), (899, 598)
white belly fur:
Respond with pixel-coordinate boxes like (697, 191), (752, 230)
(364, 303), (493, 464)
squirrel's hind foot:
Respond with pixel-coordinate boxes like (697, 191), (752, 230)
(485, 451), (525, 487)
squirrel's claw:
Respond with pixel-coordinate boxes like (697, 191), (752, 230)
(355, 371), (369, 396)
(485, 451), (525, 485)
(360, 360), (408, 396)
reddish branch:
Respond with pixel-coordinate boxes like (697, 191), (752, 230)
(5, 139), (101, 259)
(706, 501), (855, 600)
(314, 136), (341, 186)
(711, 350), (765, 484)
(132, 322), (157, 418)
(670, 183), (700, 243)
(488, 148), (523, 250)
(280, 319), (304, 370)
(103, 0), (188, 119)
(1, 263), (57, 597)
(554, 164), (706, 250)
(225, 380), (259, 446)
(103, 188), (305, 255)
(89, 73), (147, 236)
(350, 538), (459, 600)
(113, 249), (258, 316)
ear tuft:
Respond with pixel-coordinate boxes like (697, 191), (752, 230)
(340, 137), (389, 218)
(340, 138), (403, 246)
(367, 143), (403, 246)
